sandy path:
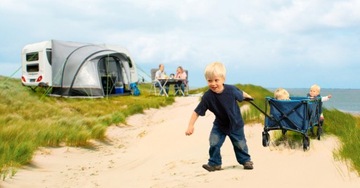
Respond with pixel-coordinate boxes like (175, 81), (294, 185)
(2, 96), (360, 188)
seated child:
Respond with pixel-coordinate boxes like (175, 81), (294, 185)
(274, 88), (290, 100)
(308, 84), (332, 121)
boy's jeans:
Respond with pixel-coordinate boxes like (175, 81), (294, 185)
(208, 123), (251, 166)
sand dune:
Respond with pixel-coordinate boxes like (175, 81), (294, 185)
(2, 96), (360, 188)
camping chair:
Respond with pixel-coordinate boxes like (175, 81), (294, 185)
(150, 68), (167, 96)
(184, 70), (189, 95)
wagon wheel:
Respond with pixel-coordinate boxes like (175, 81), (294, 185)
(303, 136), (310, 151)
(262, 131), (270, 147)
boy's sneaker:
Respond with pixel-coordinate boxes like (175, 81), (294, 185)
(202, 164), (222, 172)
(243, 161), (254, 170)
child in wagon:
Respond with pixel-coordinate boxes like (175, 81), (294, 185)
(274, 88), (290, 100)
(308, 84), (332, 122)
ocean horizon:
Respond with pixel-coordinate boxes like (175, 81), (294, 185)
(268, 88), (360, 114)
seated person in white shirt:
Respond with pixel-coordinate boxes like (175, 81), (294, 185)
(155, 64), (169, 95)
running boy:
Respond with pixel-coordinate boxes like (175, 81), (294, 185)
(185, 62), (254, 171)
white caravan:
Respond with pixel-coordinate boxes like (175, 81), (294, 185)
(21, 41), (52, 87)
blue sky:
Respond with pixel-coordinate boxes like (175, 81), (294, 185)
(1, 0), (360, 88)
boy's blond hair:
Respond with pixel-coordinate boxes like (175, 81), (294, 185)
(204, 62), (226, 80)
(274, 88), (290, 100)
(310, 84), (321, 93)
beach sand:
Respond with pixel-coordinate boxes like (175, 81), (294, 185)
(2, 96), (360, 188)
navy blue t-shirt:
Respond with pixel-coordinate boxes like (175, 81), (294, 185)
(194, 84), (245, 134)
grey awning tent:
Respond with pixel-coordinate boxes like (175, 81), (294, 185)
(50, 40), (136, 97)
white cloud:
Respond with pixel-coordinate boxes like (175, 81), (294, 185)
(320, 0), (360, 27)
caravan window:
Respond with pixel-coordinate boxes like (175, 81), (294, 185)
(46, 48), (52, 65)
(26, 52), (39, 61)
(27, 64), (39, 72)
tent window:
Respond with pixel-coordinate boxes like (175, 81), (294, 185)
(98, 56), (122, 82)
(98, 56), (124, 95)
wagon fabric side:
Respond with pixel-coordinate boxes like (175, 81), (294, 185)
(262, 97), (321, 151)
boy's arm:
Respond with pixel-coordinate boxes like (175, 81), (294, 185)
(321, 95), (332, 102)
(185, 111), (199, 136)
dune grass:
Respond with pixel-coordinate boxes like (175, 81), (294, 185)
(0, 76), (174, 180)
(237, 84), (273, 123)
(323, 109), (360, 173)
(1, 76), (359, 179)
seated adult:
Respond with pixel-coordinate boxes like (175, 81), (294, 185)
(174, 66), (187, 95)
(155, 64), (169, 95)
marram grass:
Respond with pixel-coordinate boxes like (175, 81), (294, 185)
(323, 109), (360, 174)
(0, 76), (174, 179)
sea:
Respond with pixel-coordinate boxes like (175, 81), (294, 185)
(268, 88), (360, 114)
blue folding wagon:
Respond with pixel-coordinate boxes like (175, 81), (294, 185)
(248, 97), (322, 151)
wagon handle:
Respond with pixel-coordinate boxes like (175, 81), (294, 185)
(243, 97), (254, 102)
(245, 98), (273, 120)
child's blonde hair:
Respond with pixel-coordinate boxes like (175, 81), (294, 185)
(274, 88), (290, 100)
(310, 84), (321, 93)
(204, 62), (226, 80)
